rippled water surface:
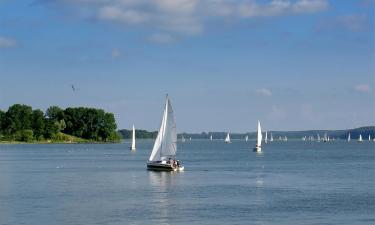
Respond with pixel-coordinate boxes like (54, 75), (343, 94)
(0, 140), (374, 225)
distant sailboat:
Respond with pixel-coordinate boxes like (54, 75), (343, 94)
(265, 131), (268, 144)
(253, 121), (262, 152)
(270, 133), (274, 142)
(245, 135), (249, 142)
(189, 137), (192, 141)
(302, 136), (306, 141)
(181, 135), (186, 143)
(323, 133), (328, 142)
(279, 136), (282, 141)
(147, 95), (184, 171)
(358, 134), (363, 143)
(317, 134), (321, 142)
(284, 136), (288, 142)
(225, 132), (231, 143)
(130, 125), (136, 150)
(210, 134), (213, 141)
(369, 135), (371, 141)
(347, 133), (351, 142)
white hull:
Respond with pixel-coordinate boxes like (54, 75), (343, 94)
(253, 146), (262, 152)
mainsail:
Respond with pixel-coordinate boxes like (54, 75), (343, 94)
(131, 125), (136, 150)
(148, 96), (177, 162)
(256, 121), (262, 147)
(225, 133), (231, 143)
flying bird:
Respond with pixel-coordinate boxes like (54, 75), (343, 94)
(71, 85), (76, 92)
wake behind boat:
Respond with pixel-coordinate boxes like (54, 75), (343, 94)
(147, 95), (184, 172)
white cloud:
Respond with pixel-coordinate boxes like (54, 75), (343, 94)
(0, 36), (17, 48)
(148, 33), (176, 44)
(354, 84), (371, 93)
(44, 0), (329, 37)
(255, 88), (272, 96)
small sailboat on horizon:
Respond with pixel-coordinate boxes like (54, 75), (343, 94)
(181, 135), (186, 143)
(245, 135), (249, 142)
(347, 133), (351, 142)
(130, 125), (136, 151)
(270, 133), (273, 142)
(265, 131), (268, 144)
(358, 134), (363, 143)
(147, 95), (184, 172)
(210, 134), (213, 141)
(225, 132), (231, 143)
(253, 121), (262, 152)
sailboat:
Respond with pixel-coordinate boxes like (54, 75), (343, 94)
(358, 134), (363, 143)
(245, 135), (249, 142)
(265, 131), (268, 144)
(347, 133), (351, 142)
(181, 135), (186, 143)
(317, 134), (321, 142)
(225, 132), (231, 143)
(270, 133), (274, 142)
(130, 125), (136, 150)
(210, 134), (213, 141)
(369, 135), (371, 141)
(253, 121), (262, 152)
(147, 95), (184, 171)
(284, 136), (288, 141)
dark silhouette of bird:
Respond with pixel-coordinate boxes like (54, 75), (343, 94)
(71, 85), (76, 92)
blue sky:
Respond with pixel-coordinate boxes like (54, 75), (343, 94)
(0, 0), (374, 132)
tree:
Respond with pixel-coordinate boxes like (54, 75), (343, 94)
(0, 110), (5, 133)
(3, 104), (33, 135)
(46, 106), (64, 122)
(32, 109), (45, 140)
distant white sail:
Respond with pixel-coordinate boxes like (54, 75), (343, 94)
(358, 134), (363, 142)
(284, 136), (287, 141)
(270, 133), (273, 142)
(225, 132), (231, 143)
(245, 135), (248, 142)
(130, 124), (136, 150)
(210, 134), (213, 141)
(265, 131), (268, 144)
(149, 96), (177, 162)
(369, 135), (371, 141)
(257, 121), (262, 147)
(347, 133), (351, 142)
(317, 134), (321, 142)
(181, 135), (185, 142)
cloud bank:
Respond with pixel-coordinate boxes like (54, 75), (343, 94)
(41, 0), (329, 36)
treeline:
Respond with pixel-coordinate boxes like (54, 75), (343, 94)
(118, 129), (158, 139)
(0, 104), (120, 142)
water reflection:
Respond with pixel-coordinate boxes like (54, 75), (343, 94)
(148, 172), (178, 225)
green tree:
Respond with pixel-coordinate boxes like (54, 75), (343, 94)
(3, 104), (33, 135)
(46, 106), (64, 122)
(44, 120), (59, 139)
(0, 110), (5, 133)
(32, 109), (45, 140)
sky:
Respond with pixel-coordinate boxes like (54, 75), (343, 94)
(0, 0), (374, 132)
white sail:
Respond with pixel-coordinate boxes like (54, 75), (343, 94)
(358, 134), (363, 142)
(256, 121), (262, 147)
(270, 133), (273, 142)
(265, 131), (268, 143)
(130, 125), (136, 150)
(225, 132), (231, 143)
(317, 134), (321, 141)
(348, 133), (351, 142)
(181, 135), (185, 142)
(369, 135), (371, 141)
(210, 134), (213, 141)
(149, 96), (177, 162)
(245, 135), (248, 142)
(284, 136), (287, 141)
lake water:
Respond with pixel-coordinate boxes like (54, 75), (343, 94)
(0, 140), (374, 225)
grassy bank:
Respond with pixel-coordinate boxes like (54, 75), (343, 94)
(0, 132), (119, 144)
